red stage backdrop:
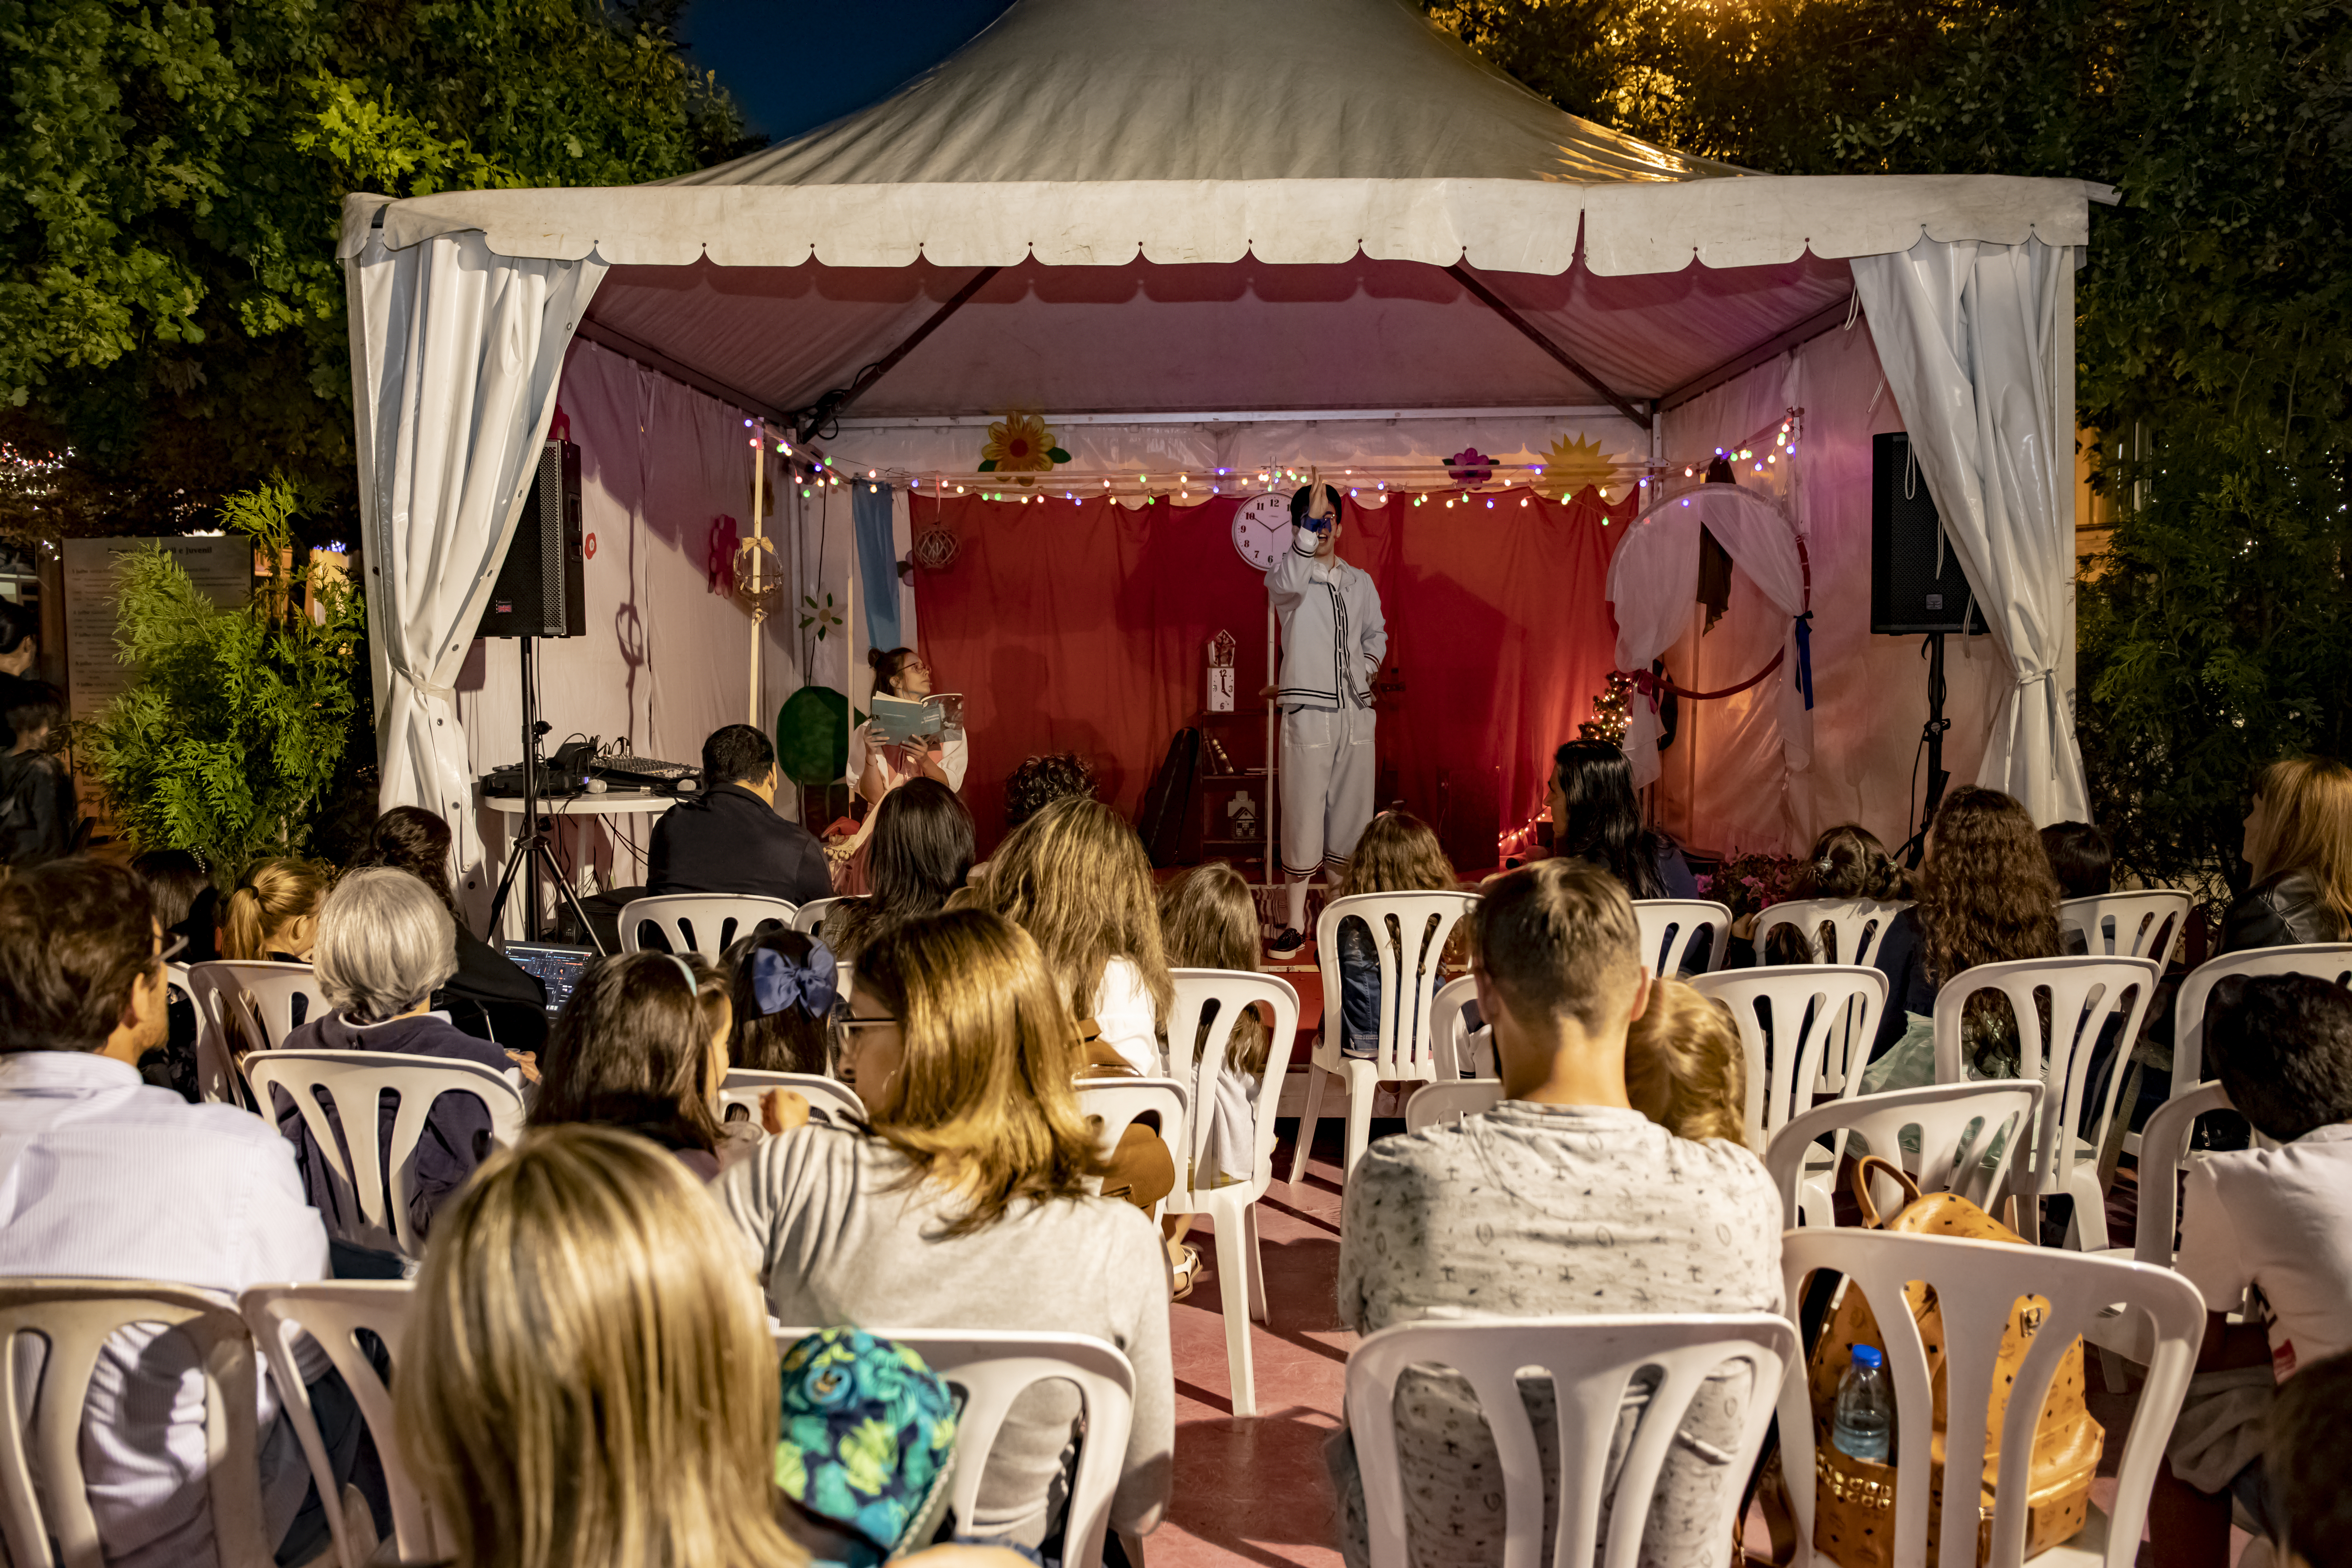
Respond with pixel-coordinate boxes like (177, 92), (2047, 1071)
(911, 485), (1631, 861)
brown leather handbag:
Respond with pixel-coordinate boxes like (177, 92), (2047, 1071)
(1804, 1156), (2102, 1568)
(1074, 1018), (1176, 1214)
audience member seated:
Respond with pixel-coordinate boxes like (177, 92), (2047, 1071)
(718, 910), (1174, 1557)
(531, 951), (736, 1180)
(1003, 750), (1099, 832)
(1728, 822), (1910, 967)
(722, 926), (839, 1077)
(274, 868), (514, 1241)
(1329, 811), (1462, 1059)
(646, 723), (832, 906)
(349, 805), (549, 1052)
(0, 598), (37, 682)
(0, 677), (76, 865)
(0, 860), (361, 1567)
(2042, 819), (2116, 903)
(2150, 974), (2352, 1568)
(2266, 1346), (2352, 1568)
(130, 848), (218, 1101)
(1548, 737), (1696, 899)
(2222, 756), (2352, 954)
(1863, 785), (2062, 1082)
(961, 795), (1171, 1074)
(399, 1124), (1021, 1568)
(221, 855), (331, 962)
(1328, 859), (1782, 1568)
(822, 775), (975, 961)
(1623, 976), (1750, 1147)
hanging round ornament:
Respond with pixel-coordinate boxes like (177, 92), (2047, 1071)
(911, 524), (961, 572)
(731, 534), (783, 616)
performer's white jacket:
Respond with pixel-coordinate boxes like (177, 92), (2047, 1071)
(1265, 525), (1386, 708)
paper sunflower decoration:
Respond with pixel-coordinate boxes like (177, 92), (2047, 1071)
(976, 413), (1070, 486)
(1541, 433), (1621, 501)
(1446, 447), (1494, 486)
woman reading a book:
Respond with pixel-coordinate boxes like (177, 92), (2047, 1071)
(828, 646), (969, 889)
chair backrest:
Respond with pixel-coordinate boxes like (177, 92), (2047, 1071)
(1930, 955), (2160, 1196)
(1778, 1228), (2204, 1568)
(1750, 898), (1910, 968)
(719, 1068), (864, 1125)
(1761, 1079), (2045, 1223)
(1428, 974), (1488, 1079)
(1693, 965), (1889, 1149)
(186, 961), (332, 1111)
(775, 1326), (1136, 1568)
(1631, 898), (1734, 976)
(1402, 1079), (1504, 1133)
(1073, 1077), (1189, 1186)
(2128, 1081), (2233, 1269)
(2172, 942), (2352, 1089)
(2058, 890), (2191, 965)
(1165, 969), (1301, 1205)
(790, 896), (849, 934)
(1314, 892), (1479, 1079)
(0, 1280), (271, 1568)
(1348, 1313), (1796, 1568)
(617, 893), (797, 956)
(239, 1282), (438, 1568)
(245, 1049), (527, 1257)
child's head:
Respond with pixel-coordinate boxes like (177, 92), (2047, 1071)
(2039, 820), (2114, 900)
(1795, 823), (1908, 902)
(1337, 811), (1457, 899)
(1622, 978), (1749, 1147)
(2, 678), (64, 753)
(2207, 973), (2352, 1142)
(2269, 1347), (2352, 1568)
(533, 952), (727, 1155)
(222, 858), (332, 960)
(1158, 862), (1271, 1075)
(1002, 751), (1097, 830)
(722, 927), (837, 1076)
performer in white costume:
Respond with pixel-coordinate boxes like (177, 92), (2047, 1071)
(1264, 480), (1386, 952)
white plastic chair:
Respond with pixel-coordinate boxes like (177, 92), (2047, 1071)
(1692, 965), (1887, 1152)
(245, 1050), (527, 1258)
(1750, 897), (1910, 967)
(1428, 974), (1489, 1078)
(1347, 1313), (1797, 1568)
(240, 1282), (436, 1568)
(186, 960), (333, 1108)
(1777, 1228), (2204, 1568)
(1932, 955), (2160, 1250)
(2059, 890), (2190, 964)
(791, 895), (850, 934)
(1289, 891), (1479, 1187)
(1402, 1078), (1504, 1132)
(1631, 898), (1734, 976)
(0, 1280), (272, 1568)
(2171, 941), (2352, 1092)
(1074, 1077), (1189, 1224)
(1761, 1079), (2044, 1228)
(720, 1067), (864, 1124)
(617, 893), (797, 956)
(774, 1326), (1136, 1568)
(2084, 1082), (2234, 1368)
(1160, 969), (1300, 1418)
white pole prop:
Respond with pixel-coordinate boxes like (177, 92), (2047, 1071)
(748, 420), (766, 727)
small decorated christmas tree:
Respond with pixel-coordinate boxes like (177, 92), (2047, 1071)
(1581, 670), (1634, 745)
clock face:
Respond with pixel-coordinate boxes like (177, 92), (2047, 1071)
(1233, 492), (1294, 571)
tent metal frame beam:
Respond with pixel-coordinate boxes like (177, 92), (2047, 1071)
(1659, 293), (1856, 413)
(1444, 264), (1651, 431)
(836, 403), (1637, 429)
(574, 317), (796, 425)
(792, 266), (1005, 441)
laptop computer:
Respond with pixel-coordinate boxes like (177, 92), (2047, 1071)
(504, 940), (597, 1016)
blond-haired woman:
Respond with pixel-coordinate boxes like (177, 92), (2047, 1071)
(959, 795), (1171, 1073)
(717, 909), (1174, 1557)
(222, 856), (331, 961)
(1622, 977), (1750, 1148)
(2224, 755), (2352, 952)
(399, 1124), (1021, 1568)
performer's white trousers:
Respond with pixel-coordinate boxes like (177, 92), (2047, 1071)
(1279, 704), (1377, 898)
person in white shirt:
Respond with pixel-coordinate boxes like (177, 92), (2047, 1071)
(2155, 973), (2352, 1568)
(0, 860), (354, 1568)
(1265, 481), (1387, 951)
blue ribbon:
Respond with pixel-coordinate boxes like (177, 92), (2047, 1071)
(753, 940), (840, 1019)
(1792, 611), (1815, 711)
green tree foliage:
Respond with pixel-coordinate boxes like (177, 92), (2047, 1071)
(0, 0), (756, 541)
(81, 477), (367, 872)
(1428, 0), (2352, 892)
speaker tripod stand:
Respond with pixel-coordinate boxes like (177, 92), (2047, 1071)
(484, 635), (605, 952)
(1899, 630), (1953, 870)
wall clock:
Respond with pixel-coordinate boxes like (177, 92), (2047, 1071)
(1232, 491), (1295, 571)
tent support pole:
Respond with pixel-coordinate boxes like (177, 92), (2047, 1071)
(794, 266), (1006, 440)
(1444, 264), (1651, 431)
(749, 420), (766, 727)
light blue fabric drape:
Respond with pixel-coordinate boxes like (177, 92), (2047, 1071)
(852, 483), (903, 654)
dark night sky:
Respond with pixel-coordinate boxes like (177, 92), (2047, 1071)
(678, 0), (1017, 142)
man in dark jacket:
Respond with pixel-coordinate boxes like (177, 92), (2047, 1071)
(648, 724), (832, 906)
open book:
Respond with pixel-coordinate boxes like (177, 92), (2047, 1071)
(869, 692), (962, 745)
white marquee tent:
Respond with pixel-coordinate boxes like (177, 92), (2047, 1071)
(341, 0), (2103, 896)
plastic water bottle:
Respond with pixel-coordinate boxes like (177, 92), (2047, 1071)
(1831, 1344), (1894, 1463)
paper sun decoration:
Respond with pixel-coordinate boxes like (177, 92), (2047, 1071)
(977, 413), (1071, 485)
(1541, 433), (1621, 502)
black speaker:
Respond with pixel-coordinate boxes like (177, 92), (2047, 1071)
(478, 439), (584, 639)
(1871, 432), (1989, 635)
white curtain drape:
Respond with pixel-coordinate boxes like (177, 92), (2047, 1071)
(344, 204), (606, 876)
(1849, 234), (2086, 825)
(1606, 484), (1814, 792)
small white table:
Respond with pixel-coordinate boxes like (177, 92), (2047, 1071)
(483, 789), (674, 941)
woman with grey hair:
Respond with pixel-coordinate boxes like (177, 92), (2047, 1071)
(272, 868), (515, 1243)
